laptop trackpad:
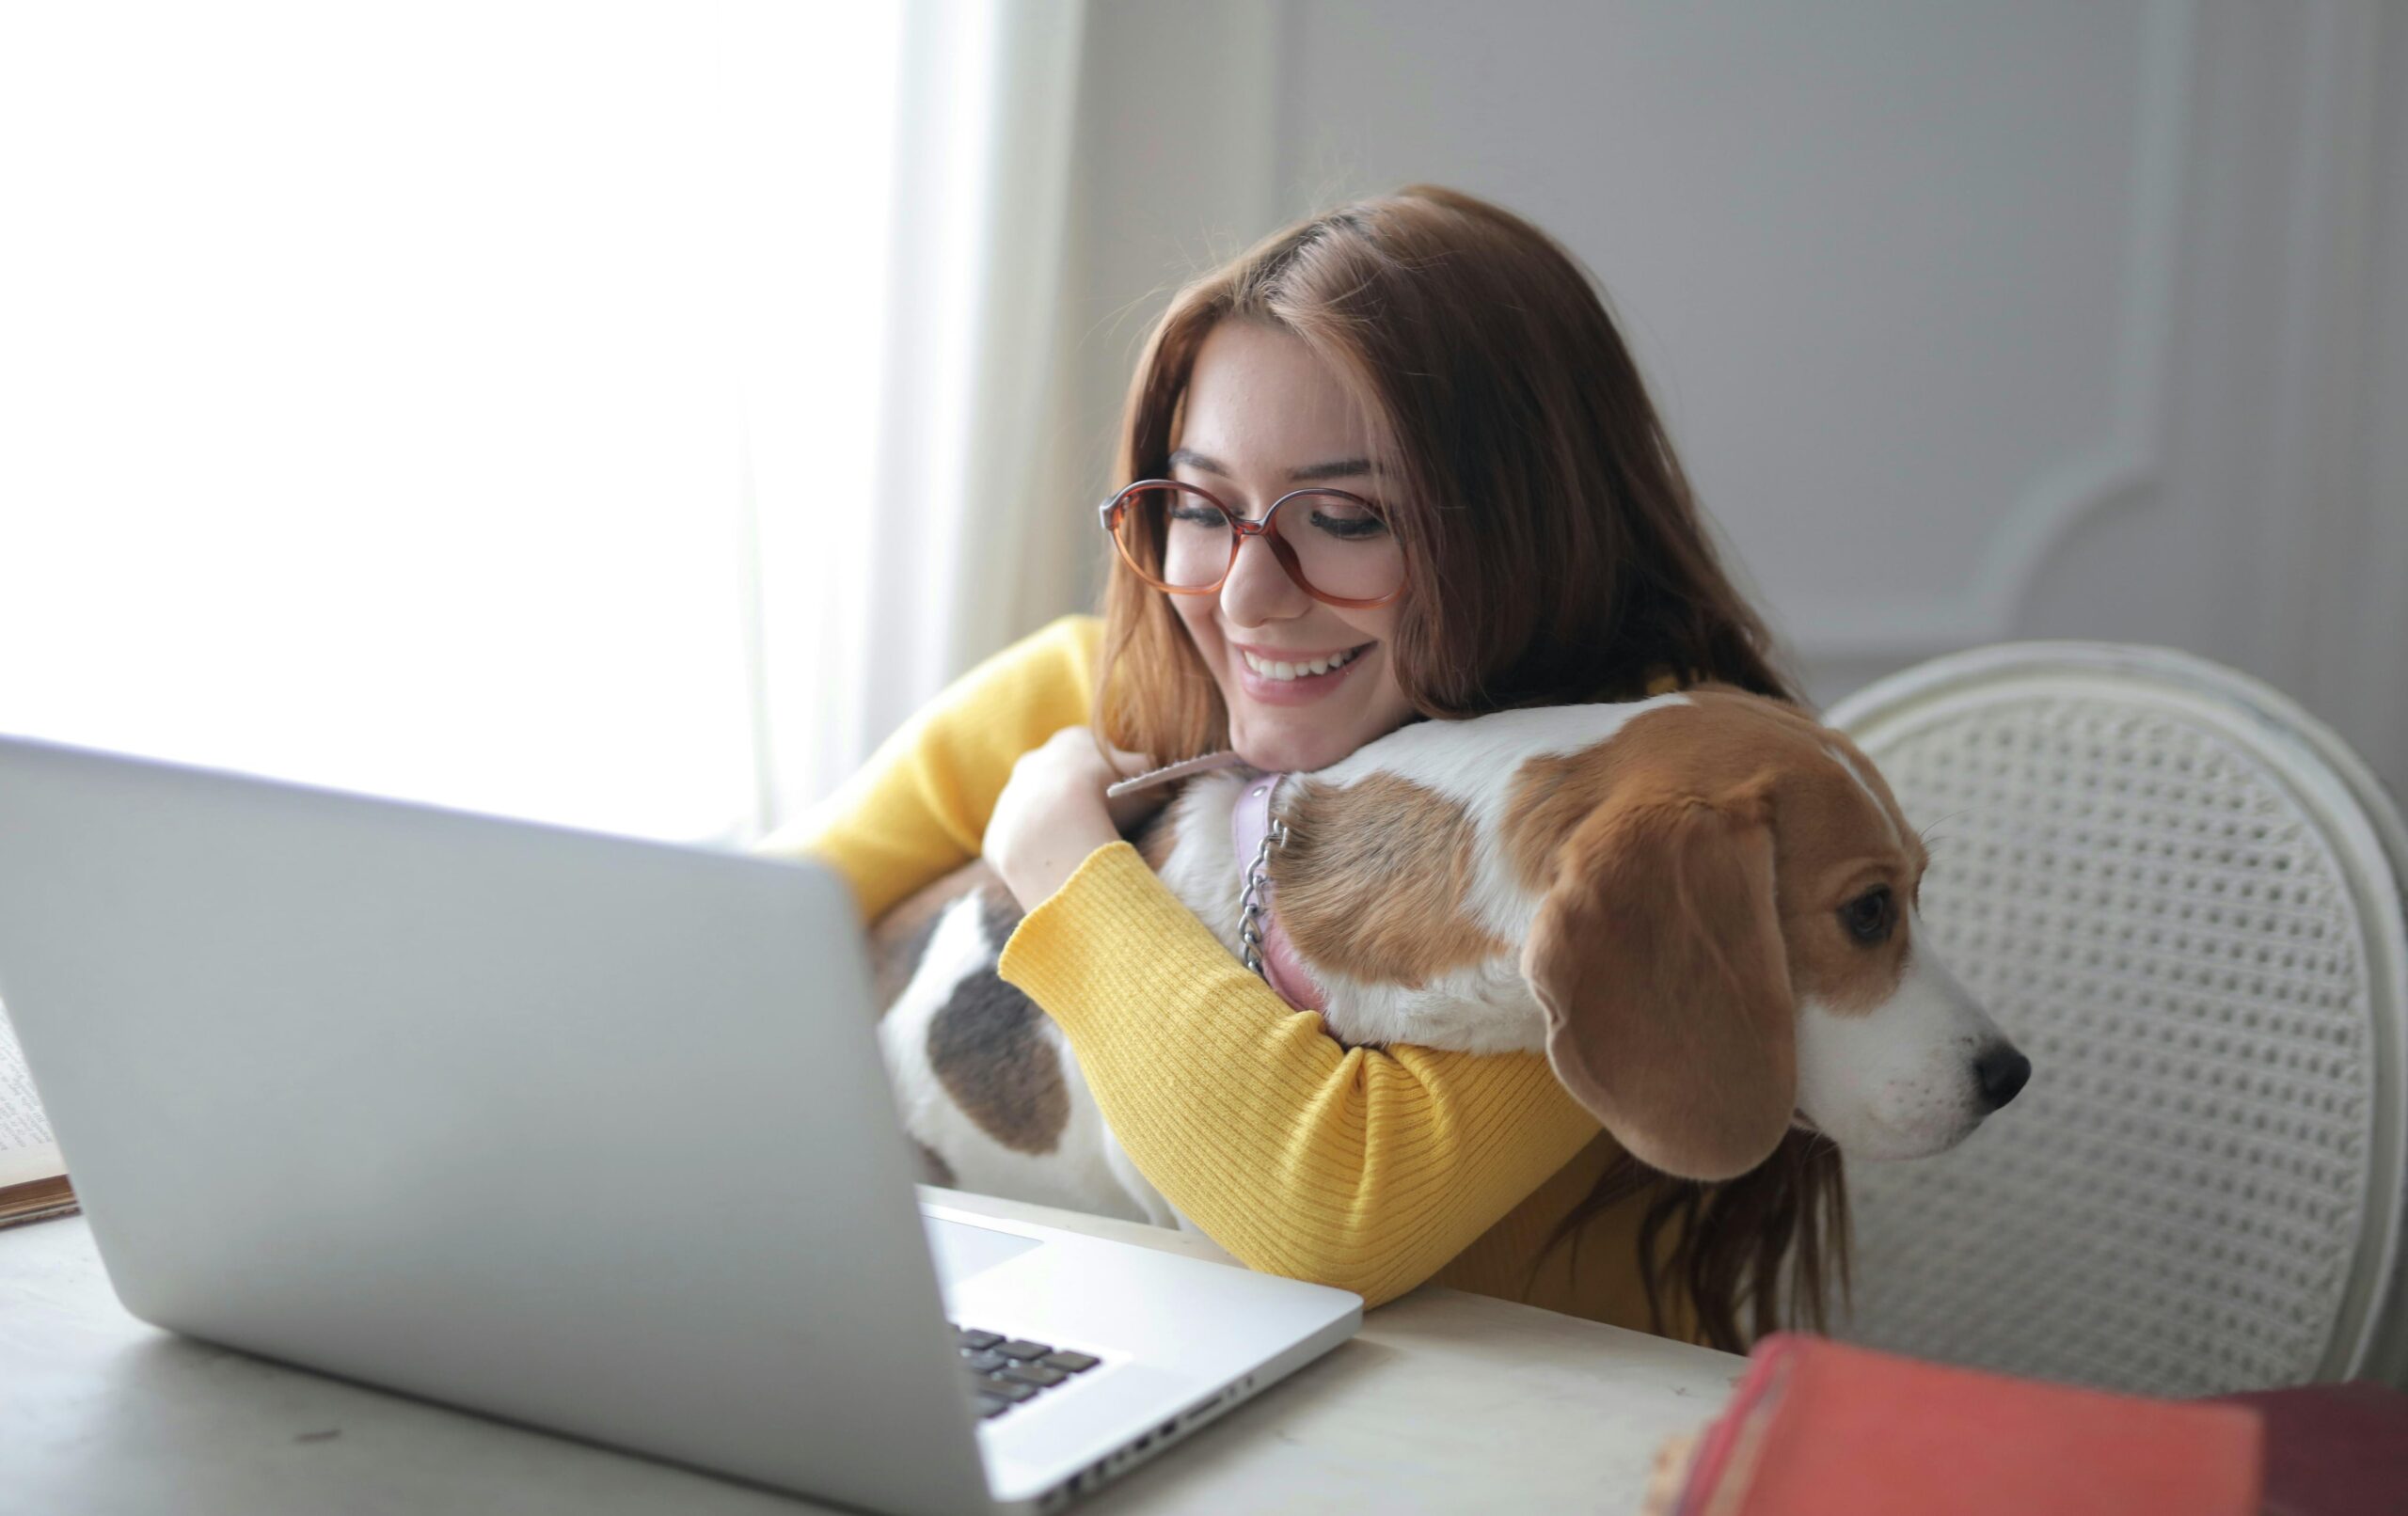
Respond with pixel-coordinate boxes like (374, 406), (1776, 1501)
(924, 1214), (1044, 1291)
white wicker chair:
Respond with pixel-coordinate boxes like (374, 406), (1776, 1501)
(1822, 642), (2408, 1395)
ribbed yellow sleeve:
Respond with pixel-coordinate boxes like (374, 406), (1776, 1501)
(751, 613), (1101, 922)
(757, 611), (1608, 1310)
(996, 843), (1604, 1306)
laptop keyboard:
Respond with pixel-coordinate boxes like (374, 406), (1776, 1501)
(956, 1325), (1102, 1419)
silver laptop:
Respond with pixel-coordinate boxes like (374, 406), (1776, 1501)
(0, 733), (1359, 1515)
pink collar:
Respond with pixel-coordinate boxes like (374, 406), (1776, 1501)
(1231, 770), (1326, 1013)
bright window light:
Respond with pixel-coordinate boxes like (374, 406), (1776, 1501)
(0, 3), (902, 844)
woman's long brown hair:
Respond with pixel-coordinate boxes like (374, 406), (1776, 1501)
(1088, 184), (1841, 1351)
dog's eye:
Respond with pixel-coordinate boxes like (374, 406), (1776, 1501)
(1840, 887), (1894, 944)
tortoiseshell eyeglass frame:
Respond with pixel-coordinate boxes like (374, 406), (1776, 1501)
(1097, 478), (1406, 611)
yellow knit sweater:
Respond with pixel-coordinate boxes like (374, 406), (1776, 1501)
(756, 614), (1694, 1339)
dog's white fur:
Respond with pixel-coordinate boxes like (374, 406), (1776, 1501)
(1796, 920), (2003, 1159)
(879, 695), (2019, 1228)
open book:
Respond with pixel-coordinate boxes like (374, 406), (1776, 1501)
(1, 999), (77, 1228)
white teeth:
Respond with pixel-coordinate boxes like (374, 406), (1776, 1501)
(1243, 646), (1359, 681)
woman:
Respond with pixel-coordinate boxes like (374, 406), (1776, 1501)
(762, 184), (1840, 1350)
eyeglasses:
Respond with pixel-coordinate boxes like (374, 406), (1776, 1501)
(1098, 479), (1406, 609)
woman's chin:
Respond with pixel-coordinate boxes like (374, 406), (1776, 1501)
(1230, 721), (1352, 775)
(1217, 652), (1412, 773)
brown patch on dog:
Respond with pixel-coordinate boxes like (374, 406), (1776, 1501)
(1501, 745), (1648, 892)
(1501, 689), (1926, 1019)
(1790, 725), (1927, 1015)
(1275, 773), (1508, 988)
(924, 886), (1069, 1155)
(868, 860), (996, 1014)
(1529, 780), (1797, 1180)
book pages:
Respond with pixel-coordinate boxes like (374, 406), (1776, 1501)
(0, 1000), (64, 1190)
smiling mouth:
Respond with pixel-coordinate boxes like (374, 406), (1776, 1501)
(1239, 643), (1372, 683)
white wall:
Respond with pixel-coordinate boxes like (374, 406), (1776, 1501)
(1049, 0), (2407, 803)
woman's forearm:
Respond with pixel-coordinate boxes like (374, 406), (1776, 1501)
(1000, 840), (1600, 1306)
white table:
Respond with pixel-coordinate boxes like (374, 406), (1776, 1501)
(3, 1191), (1745, 1514)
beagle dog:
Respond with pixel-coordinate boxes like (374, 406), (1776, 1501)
(871, 687), (2030, 1228)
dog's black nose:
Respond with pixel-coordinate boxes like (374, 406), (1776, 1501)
(1974, 1044), (2032, 1112)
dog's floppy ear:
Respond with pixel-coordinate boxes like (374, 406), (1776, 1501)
(1523, 780), (1795, 1181)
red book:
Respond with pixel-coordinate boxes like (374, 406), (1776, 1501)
(2210, 1381), (2408, 1516)
(1649, 1334), (2265, 1516)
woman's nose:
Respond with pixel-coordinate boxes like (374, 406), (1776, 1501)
(1219, 527), (1308, 626)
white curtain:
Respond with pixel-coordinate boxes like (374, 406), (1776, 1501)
(0, 2), (1096, 847)
(742, 0), (1095, 840)
(0, 4), (783, 842)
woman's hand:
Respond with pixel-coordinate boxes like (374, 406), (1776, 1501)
(984, 727), (1164, 913)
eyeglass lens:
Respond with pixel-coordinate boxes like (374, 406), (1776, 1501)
(1113, 484), (1402, 602)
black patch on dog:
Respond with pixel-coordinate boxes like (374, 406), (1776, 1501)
(975, 885), (1025, 949)
(926, 889), (1066, 1155)
(913, 1140), (958, 1187)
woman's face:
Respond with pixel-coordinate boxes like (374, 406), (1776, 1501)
(1166, 320), (1416, 773)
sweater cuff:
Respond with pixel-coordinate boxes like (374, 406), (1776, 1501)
(997, 840), (1234, 1038)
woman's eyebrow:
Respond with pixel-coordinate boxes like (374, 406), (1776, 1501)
(1165, 447), (1375, 482)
